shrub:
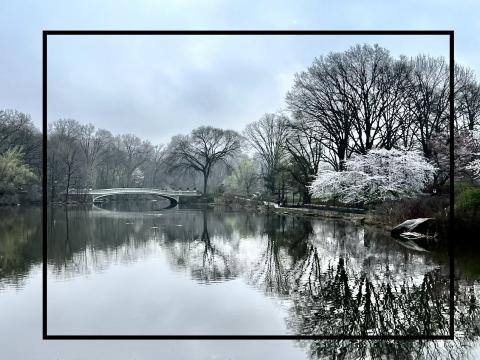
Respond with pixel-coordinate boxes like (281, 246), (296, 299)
(0, 147), (35, 196)
(456, 187), (480, 212)
(454, 183), (480, 247)
(375, 196), (449, 225)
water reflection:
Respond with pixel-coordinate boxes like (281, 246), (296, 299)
(47, 207), (452, 335)
(1, 206), (480, 359)
(0, 206), (42, 288)
(168, 210), (238, 283)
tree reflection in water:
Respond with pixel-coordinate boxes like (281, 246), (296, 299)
(3, 205), (475, 359)
(183, 210), (237, 283)
(0, 208), (480, 360)
(0, 206), (42, 288)
(287, 257), (451, 335)
(249, 215), (295, 295)
(247, 217), (479, 359)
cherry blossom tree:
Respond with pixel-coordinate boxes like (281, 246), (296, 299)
(310, 149), (437, 204)
(429, 129), (480, 187)
(465, 130), (480, 180)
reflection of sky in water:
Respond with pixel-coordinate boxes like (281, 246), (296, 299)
(1, 206), (480, 359)
(43, 207), (453, 336)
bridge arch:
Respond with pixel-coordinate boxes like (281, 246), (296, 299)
(92, 192), (179, 209)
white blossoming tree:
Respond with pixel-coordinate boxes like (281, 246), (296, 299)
(464, 130), (480, 180)
(310, 149), (437, 204)
(131, 167), (145, 186)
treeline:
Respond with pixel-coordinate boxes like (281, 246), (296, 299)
(1, 44), (479, 204)
(258, 45), (479, 202)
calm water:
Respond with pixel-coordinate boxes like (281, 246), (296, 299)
(1, 205), (480, 359)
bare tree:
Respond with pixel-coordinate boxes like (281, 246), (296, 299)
(142, 144), (167, 187)
(166, 126), (242, 194)
(286, 45), (466, 174)
(408, 55), (450, 158)
(47, 141), (61, 201)
(244, 113), (289, 193)
(77, 124), (109, 187)
(62, 143), (80, 203)
(120, 134), (152, 187)
(376, 56), (417, 150)
(286, 52), (354, 170)
(96, 133), (124, 188)
(456, 80), (480, 131)
(48, 119), (83, 202)
(332, 44), (396, 154)
(285, 115), (323, 203)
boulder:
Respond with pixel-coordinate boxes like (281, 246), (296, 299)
(391, 218), (437, 238)
(399, 231), (434, 241)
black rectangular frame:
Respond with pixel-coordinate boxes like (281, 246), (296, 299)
(42, 29), (455, 340)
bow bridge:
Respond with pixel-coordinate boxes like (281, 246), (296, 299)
(72, 188), (201, 208)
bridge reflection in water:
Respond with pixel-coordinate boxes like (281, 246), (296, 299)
(70, 188), (201, 209)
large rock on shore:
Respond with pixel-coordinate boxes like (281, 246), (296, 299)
(391, 218), (437, 239)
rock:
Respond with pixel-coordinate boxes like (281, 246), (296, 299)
(399, 232), (434, 241)
(391, 218), (437, 238)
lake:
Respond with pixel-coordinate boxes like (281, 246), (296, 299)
(1, 205), (479, 359)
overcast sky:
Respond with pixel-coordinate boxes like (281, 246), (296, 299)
(1, 0), (479, 145)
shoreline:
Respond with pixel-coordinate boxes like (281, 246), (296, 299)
(213, 195), (392, 229)
(19, 196), (410, 232)
(213, 202), (453, 253)
(2, 200), (456, 252)
(213, 196), (453, 252)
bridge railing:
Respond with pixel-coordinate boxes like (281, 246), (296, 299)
(68, 188), (201, 196)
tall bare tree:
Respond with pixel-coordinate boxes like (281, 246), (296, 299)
(244, 113), (289, 193)
(408, 55), (450, 158)
(48, 119), (82, 202)
(166, 126), (241, 194)
(142, 144), (167, 187)
(332, 44), (396, 154)
(287, 44), (421, 171)
(77, 125), (110, 187)
(120, 134), (152, 187)
(285, 115), (323, 203)
(457, 81), (480, 131)
(286, 52), (354, 170)
(376, 56), (417, 150)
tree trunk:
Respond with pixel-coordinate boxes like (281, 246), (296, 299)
(302, 189), (311, 204)
(338, 144), (347, 171)
(65, 169), (71, 204)
(203, 173), (208, 194)
(50, 164), (55, 201)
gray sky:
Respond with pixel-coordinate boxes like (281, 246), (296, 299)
(1, 0), (478, 145)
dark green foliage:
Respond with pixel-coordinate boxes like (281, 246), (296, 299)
(456, 186), (480, 212)
(455, 182), (480, 245)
